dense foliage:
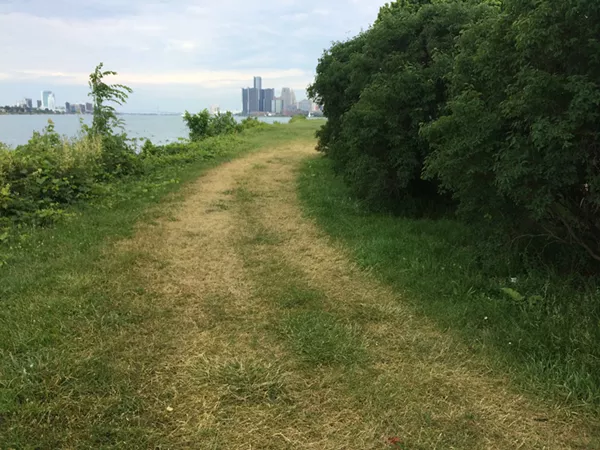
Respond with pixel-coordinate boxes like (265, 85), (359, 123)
(310, 0), (600, 269)
(0, 65), (268, 233)
(183, 110), (249, 141)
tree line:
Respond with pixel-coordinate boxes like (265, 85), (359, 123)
(309, 0), (600, 272)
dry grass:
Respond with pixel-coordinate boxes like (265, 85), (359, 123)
(106, 142), (598, 448)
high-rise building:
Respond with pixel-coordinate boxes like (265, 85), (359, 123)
(41, 90), (53, 109)
(209, 105), (221, 115)
(25, 98), (33, 109)
(280, 88), (297, 112)
(248, 88), (260, 114)
(65, 102), (71, 113)
(261, 88), (275, 113)
(254, 76), (262, 91)
(298, 99), (314, 112)
(271, 98), (283, 114)
(242, 77), (277, 115)
(85, 103), (93, 113)
(36, 100), (42, 109)
(48, 93), (56, 111)
(242, 88), (250, 115)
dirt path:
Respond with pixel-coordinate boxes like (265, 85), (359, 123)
(125, 142), (596, 449)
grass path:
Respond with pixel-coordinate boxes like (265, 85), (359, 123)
(115, 142), (596, 448)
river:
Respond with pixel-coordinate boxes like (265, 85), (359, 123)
(0, 114), (292, 148)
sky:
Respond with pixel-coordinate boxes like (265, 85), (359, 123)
(0, 0), (388, 113)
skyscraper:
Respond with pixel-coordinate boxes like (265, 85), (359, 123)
(248, 88), (260, 113)
(271, 98), (283, 114)
(261, 88), (275, 113)
(242, 88), (250, 115)
(48, 93), (56, 111)
(242, 77), (277, 115)
(36, 100), (42, 109)
(41, 91), (53, 109)
(25, 98), (33, 109)
(280, 88), (297, 112)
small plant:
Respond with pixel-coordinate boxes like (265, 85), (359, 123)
(86, 63), (139, 176)
(88, 63), (132, 137)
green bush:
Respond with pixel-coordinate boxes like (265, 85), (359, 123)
(311, 0), (600, 269)
(423, 0), (600, 268)
(183, 110), (241, 141)
(289, 115), (307, 124)
(309, 0), (490, 211)
(240, 117), (267, 130)
(0, 122), (102, 225)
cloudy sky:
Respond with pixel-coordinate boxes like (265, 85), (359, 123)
(0, 0), (387, 113)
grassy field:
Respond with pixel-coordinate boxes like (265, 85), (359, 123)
(298, 155), (600, 415)
(0, 121), (320, 447)
(2, 119), (599, 448)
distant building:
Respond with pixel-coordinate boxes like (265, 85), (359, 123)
(242, 77), (277, 115)
(65, 102), (71, 113)
(41, 90), (53, 109)
(298, 99), (315, 113)
(280, 88), (297, 112)
(209, 104), (221, 115)
(85, 103), (93, 113)
(248, 87), (260, 114)
(261, 88), (274, 113)
(48, 93), (56, 111)
(242, 88), (250, 115)
(36, 100), (42, 109)
(271, 98), (283, 114)
(25, 98), (33, 109)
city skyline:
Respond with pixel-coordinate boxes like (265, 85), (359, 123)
(0, 0), (389, 112)
(11, 90), (94, 114)
(241, 76), (319, 116)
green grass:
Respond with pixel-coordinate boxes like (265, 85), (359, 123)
(0, 121), (321, 448)
(280, 311), (366, 366)
(198, 358), (288, 405)
(298, 155), (600, 413)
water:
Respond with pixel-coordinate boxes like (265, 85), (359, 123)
(0, 114), (292, 148)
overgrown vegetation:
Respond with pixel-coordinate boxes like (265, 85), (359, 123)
(309, 0), (600, 271)
(182, 110), (265, 141)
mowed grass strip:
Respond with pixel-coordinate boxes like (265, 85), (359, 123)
(0, 123), (322, 448)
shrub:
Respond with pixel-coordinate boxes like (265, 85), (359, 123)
(240, 117), (267, 130)
(0, 122), (102, 225)
(423, 0), (600, 268)
(183, 110), (241, 141)
(309, 0), (490, 211)
(289, 115), (307, 124)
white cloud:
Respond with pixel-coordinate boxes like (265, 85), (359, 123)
(0, 0), (389, 111)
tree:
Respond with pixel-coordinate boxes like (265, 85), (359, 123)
(309, 0), (490, 211)
(88, 63), (133, 137)
(86, 63), (139, 175)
